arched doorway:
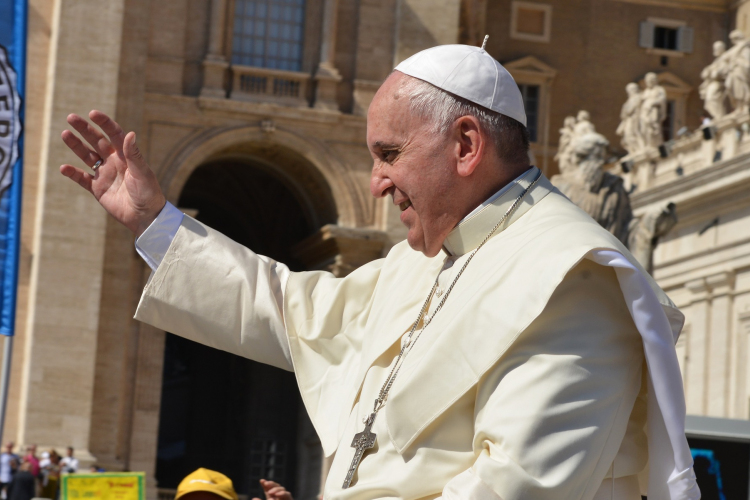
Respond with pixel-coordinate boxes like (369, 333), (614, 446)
(155, 156), (336, 499)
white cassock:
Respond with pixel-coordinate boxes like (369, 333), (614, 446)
(134, 167), (699, 500)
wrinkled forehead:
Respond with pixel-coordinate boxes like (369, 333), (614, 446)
(367, 73), (425, 142)
(370, 72), (411, 114)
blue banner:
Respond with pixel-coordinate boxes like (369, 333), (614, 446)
(0, 0), (26, 336)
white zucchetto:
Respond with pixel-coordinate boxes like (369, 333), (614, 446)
(395, 44), (527, 127)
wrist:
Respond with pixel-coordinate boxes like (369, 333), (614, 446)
(134, 198), (167, 238)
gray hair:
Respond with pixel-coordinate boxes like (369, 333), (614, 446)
(395, 76), (530, 167)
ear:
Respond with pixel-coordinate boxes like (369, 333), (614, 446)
(454, 115), (484, 177)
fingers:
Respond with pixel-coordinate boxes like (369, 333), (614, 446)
(61, 130), (102, 168)
(259, 480), (280, 491)
(123, 131), (152, 178)
(67, 113), (114, 158)
(90, 110), (126, 151)
(266, 487), (290, 499)
(59, 164), (94, 193)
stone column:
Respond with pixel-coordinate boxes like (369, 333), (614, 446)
(705, 271), (734, 417)
(313, 0), (343, 111)
(127, 324), (166, 500)
(16, 0), (126, 461)
(685, 277), (709, 415)
(740, 311), (750, 418)
(201, 0), (230, 98)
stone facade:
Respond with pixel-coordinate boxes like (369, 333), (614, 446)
(627, 109), (750, 420)
(6, 0), (750, 499)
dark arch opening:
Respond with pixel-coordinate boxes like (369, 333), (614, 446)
(155, 158), (327, 499)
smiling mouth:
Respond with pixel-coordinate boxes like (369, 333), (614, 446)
(399, 200), (412, 212)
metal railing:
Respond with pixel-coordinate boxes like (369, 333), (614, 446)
(230, 65), (309, 106)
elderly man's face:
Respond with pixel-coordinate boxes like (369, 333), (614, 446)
(368, 73), (460, 256)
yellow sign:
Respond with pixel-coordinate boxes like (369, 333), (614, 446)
(61, 472), (145, 500)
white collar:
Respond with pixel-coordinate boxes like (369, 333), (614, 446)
(442, 167), (546, 256)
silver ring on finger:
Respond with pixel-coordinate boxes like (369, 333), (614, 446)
(92, 159), (103, 171)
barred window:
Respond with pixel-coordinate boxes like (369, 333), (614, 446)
(232, 0), (306, 71)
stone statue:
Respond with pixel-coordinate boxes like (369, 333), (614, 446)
(550, 132), (677, 271)
(616, 83), (643, 154)
(724, 30), (750, 114)
(573, 109), (595, 137)
(555, 116), (577, 175)
(639, 72), (667, 149)
(700, 41), (728, 120)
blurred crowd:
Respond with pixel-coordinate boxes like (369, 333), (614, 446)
(0, 442), (82, 500)
(0, 443), (292, 500)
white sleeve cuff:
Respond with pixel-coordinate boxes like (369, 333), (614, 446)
(135, 202), (185, 271)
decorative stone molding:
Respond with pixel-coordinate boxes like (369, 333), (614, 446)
(510, 1), (553, 43)
(503, 55), (557, 172)
(684, 271), (735, 300)
(156, 124), (371, 228)
(705, 270), (736, 296)
(293, 224), (389, 277)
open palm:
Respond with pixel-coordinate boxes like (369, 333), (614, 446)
(60, 110), (166, 236)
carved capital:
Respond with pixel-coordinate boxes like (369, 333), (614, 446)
(293, 224), (388, 277)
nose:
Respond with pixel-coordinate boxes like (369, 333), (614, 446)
(370, 162), (394, 198)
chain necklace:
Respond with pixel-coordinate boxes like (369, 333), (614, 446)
(342, 171), (542, 489)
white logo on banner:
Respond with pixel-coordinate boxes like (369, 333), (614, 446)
(0, 45), (21, 195)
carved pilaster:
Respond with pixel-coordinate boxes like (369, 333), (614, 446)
(293, 225), (388, 277)
(313, 0), (342, 111)
(201, 0), (230, 98)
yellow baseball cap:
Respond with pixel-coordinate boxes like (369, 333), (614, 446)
(175, 468), (238, 500)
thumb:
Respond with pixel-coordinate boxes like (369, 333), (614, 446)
(123, 132), (151, 178)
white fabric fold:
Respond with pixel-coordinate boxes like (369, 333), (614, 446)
(588, 250), (700, 500)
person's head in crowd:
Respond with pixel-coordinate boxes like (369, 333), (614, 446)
(4, 442), (13, 454)
(25, 445), (35, 457)
(175, 469), (238, 500)
(49, 450), (60, 465)
(9, 458), (18, 472)
(66, 447), (74, 458)
(18, 461), (31, 473)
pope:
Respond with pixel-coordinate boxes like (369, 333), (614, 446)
(59, 44), (699, 500)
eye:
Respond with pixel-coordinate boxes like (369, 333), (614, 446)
(382, 149), (399, 163)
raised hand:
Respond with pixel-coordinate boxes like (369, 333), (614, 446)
(60, 110), (166, 236)
(251, 479), (293, 500)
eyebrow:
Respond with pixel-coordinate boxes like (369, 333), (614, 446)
(372, 141), (400, 149)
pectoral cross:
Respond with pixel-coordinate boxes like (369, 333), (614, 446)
(342, 412), (378, 489)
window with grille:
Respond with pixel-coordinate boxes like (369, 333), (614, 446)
(518, 84), (539, 142)
(232, 0), (306, 71)
(248, 439), (289, 498)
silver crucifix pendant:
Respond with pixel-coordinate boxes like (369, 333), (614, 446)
(342, 412), (378, 489)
